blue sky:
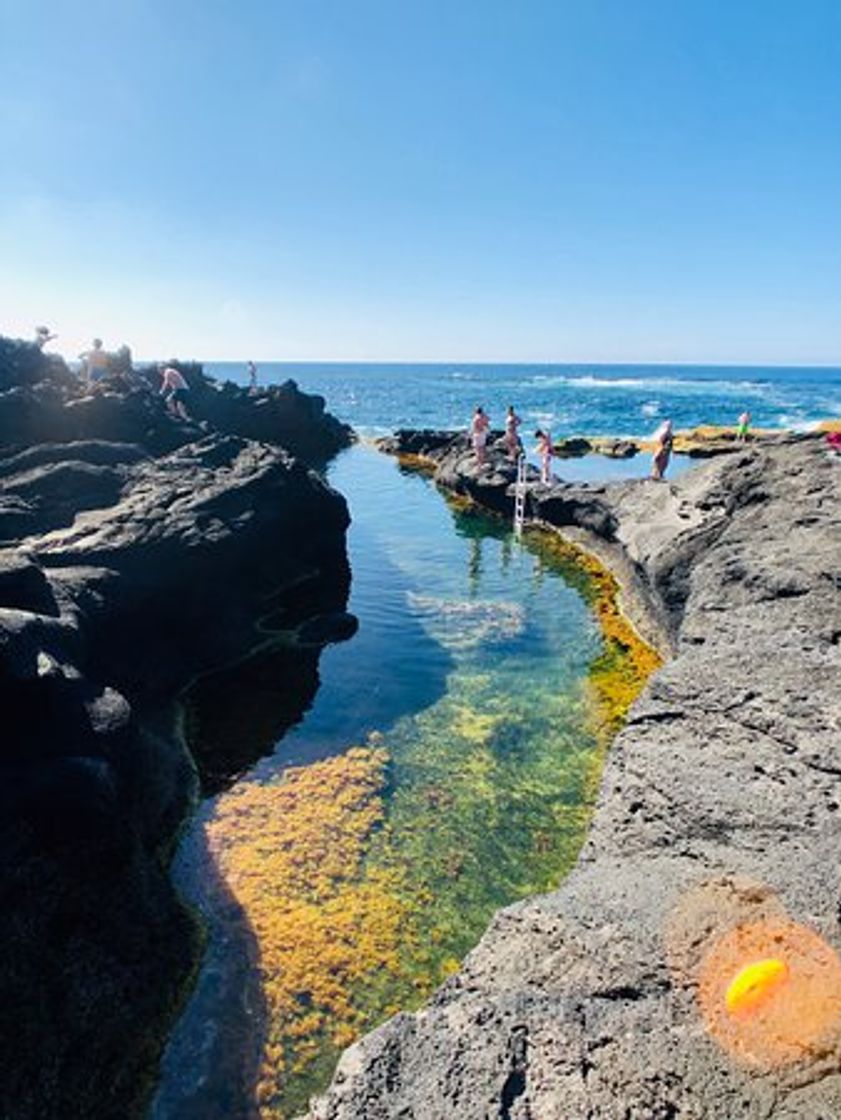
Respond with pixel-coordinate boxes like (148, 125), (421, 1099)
(1, 0), (839, 362)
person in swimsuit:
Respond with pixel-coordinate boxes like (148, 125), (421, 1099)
(159, 363), (191, 421)
(79, 338), (109, 387)
(504, 405), (522, 461)
(534, 429), (553, 483)
(650, 419), (674, 480)
(736, 410), (751, 441)
(471, 406), (490, 466)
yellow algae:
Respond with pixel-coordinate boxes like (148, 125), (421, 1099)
(636, 424), (781, 453)
(395, 452), (439, 475)
(450, 704), (504, 744)
(527, 528), (661, 743)
(205, 747), (413, 1117)
(199, 505), (663, 1118)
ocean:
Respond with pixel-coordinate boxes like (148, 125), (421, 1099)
(204, 361), (841, 439)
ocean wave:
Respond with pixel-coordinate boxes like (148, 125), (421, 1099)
(775, 414), (820, 433)
(527, 373), (769, 395)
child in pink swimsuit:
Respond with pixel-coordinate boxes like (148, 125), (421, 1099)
(534, 430), (553, 483)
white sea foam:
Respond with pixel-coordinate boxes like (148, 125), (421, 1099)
(526, 373), (769, 395)
(640, 400), (661, 417)
(776, 414), (818, 433)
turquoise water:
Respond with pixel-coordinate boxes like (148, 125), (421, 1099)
(206, 360), (841, 438)
(153, 445), (609, 1119)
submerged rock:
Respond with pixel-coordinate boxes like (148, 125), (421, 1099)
(304, 432), (841, 1118)
(407, 593), (526, 650)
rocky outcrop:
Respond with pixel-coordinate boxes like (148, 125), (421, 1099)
(304, 432), (841, 1118)
(158, 362), (354, 464)
(0, 337), (355, 1119)
(0, 338), (352, 463)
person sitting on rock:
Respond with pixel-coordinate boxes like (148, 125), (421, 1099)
(159, 363), (191, 421)
(650, 419), (674, 480)
(79, 339), (110, 388)
(470, 406), (490, 466)
(534, 429), (553, 483)
(34, 326), (57, 350)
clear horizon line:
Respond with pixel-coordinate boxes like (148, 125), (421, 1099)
(134, 356), (841, 370)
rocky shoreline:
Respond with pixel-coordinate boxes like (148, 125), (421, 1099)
(304, 429), (841, 1118)
(0, 339), (355, 1120)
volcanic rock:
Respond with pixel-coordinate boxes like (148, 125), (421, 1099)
(303, 432), (841, 1119)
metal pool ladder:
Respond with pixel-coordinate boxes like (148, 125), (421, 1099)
(513, 453), (527, 537)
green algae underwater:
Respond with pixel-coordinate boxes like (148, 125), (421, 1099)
(153, 447), (660, 1120)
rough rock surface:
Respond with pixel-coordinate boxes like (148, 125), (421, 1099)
(0, 336), (352, 462)
(304, 431), (841, 1119)
(0, 337), (354, 1119)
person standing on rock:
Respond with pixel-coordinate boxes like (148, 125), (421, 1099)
(471, 406), (490, 466)
(650, 419), (674, 480)
(79, 338), (110, 388)
(34, 326), (57, 350)
(159, 363), (191, 421)
(736, 410), (751, 442)
(534, 429), (553, 483)
(504, 405), (522, 461)
(247, 360), (258, 394)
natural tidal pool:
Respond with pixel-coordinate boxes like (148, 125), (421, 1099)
(151, 446), (658, 1120)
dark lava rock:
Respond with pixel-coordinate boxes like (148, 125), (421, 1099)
(553, 435), (592, 457)
(0, 339), (352, 464)
(0, 551), (56, 613)
(595, 436), (639, 458)
(308, 433), (841, 1119)
(295, 610), (360, 646)
(0, 336), (356, 1120)
(376, 428), (467, 457)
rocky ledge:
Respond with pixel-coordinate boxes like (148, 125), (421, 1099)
(0, 338), (355, 1119)
(305, 429), (841, 1118)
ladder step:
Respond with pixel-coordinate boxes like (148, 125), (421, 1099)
(513, 453), (527, 536)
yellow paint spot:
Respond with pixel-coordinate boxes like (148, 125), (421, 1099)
(698, 918), (841, 1067)
(725, 958), (788, 1016)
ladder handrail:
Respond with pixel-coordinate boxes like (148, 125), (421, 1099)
(513, 452), (527, 537)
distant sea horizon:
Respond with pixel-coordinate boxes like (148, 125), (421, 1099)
(196, 360), (841, 441)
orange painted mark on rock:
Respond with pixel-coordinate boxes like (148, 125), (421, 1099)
(698, 920), (841, 1068)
